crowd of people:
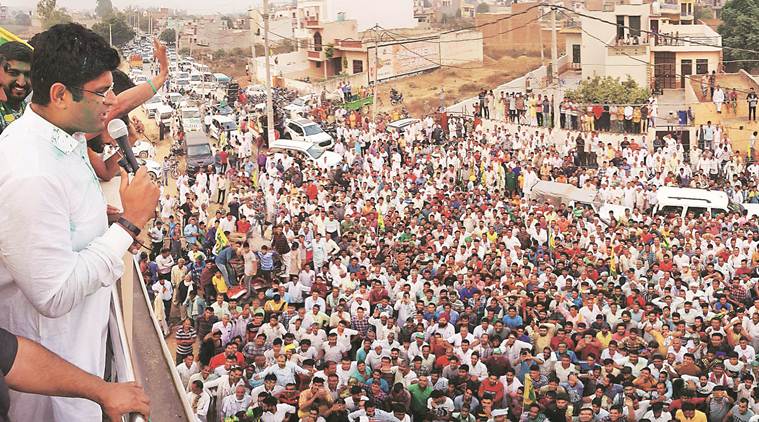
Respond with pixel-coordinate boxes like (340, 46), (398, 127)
(1, 22), (759, 422)
(130, 42), (759, 422)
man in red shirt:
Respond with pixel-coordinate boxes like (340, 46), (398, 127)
(208, 342), (245, 369)
(236, 215), (251, 234)
(478, 374), (505, 406)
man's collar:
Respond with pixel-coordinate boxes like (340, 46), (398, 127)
(25, 105), (83, 155)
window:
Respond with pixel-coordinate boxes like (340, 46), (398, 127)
(658, 206), (683, 218)
(696, 59), (708, 74)
(572, 44), (581, 64)
(629, 16), (641, 38)
(315, 61), (321, 68)
(353, 60), (363, 74)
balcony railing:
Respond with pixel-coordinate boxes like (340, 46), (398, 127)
(308, 50), (326, 60)
(653, 34), (721, 47)
(335, 39), (363, 49)
(109, 254), (195, 422)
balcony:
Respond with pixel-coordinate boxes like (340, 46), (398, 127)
(303, 18), (322, 28)
(334, 39), (364, 51)
(308, 49), (327, 61)
(653, 34), (721, 48)
(108, 255), (195, 422)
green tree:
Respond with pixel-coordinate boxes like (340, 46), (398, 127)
(179, 47), (191, 56)
(159, 28), (176, 44)
(563, 76), (649, 105)
(92, 14), (135, 47)
(718, 0), (759, 71)
(95, 0), (113, 18)
(476, 2), (490, 13)
(14, 12), (32, 26)
(214, 48), (226, 58)
(36, 0), (72, 28)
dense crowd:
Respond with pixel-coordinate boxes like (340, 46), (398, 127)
(139, 65), (759, 422)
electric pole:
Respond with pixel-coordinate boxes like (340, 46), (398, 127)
(371, 27), (379, 123)
(109, 24), (113, 46)
(550, 4), (559, 128)
(263, 0), (275, 143)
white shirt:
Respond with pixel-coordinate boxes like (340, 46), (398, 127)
(176, 361), (200, 387)
(188, 390), (212, 422)
(221, 393), (252, 418)
(0, 107), (134, 421)
(261, 403), (296, 422)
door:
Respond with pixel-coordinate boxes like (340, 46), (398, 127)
(288, 122), (304, 140)
(572, 44), (581, 64)
(629, 16), (641, 38)
(681, 59), (692, 89)
(616, 15), (625, 41)
(654, 52), (676, 90)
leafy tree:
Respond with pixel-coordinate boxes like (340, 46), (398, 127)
(476, 2), (490, 13)
(214, 48), (226, 58)
(92, 14), (135, 47)
(95, 0), (113, 18)
(36, 0), (72, 28)
(718, 0), (759, 71)
(563, 76), (649, 105)
(179, 47), (191, 56)
(159, 28), (176, 44)
(14, 12), (32, 26)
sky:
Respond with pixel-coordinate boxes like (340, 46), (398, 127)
(8, 0), (264, 14)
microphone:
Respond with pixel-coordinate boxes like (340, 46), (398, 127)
(107, 119), (140, 173)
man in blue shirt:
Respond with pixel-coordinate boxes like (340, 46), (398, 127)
(183, 216), (200, 246)
(502, 307), (523, 329)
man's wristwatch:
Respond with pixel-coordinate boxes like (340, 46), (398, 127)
(116, 217), (142, 238)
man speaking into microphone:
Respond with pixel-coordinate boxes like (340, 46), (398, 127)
(0, 23), (159, 421)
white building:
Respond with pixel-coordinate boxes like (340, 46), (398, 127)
(296, 0), (416, 33)
(579, 0), (721, 91)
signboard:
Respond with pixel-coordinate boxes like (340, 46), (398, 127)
(368, 38), (439, 82)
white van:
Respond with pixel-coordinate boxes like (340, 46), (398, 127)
(652, 187), (743, 219)
(209, 115), (237, 140)
(154, 104), (174, 126)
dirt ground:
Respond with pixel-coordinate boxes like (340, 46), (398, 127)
(374, 55), (542, 115)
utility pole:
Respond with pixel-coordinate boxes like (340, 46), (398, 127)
(550, 4), (559, 128)
(371, 27), (379, 123)
(263, 0), (275, 143)
(109, 24), (113, 46)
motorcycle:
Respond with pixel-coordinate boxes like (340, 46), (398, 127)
(170, 141), (184, 157)
(390, 88), (403, 105)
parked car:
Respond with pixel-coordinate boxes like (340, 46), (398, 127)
(180, 107), (202, 132)
(142, 95), (162, 118)
(209, 115), (237, 140)
(185, 132), (215, 180)
(269, 139), (341, 169)
(137, 158), (162, 183)
(132, 140), (155, 159)
(282, 118), (334, 149)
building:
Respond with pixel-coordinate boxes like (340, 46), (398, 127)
(475, 3), (564, 55)
(295, 0), (415, 33)
(579, 0), (721, 91)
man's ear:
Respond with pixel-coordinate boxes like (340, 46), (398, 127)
(49, 83), (69, 108)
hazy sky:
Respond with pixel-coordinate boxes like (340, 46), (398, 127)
(8, 0), (261, 14)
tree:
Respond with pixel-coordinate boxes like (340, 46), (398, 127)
(36, 0), (72, 28)
(95, 0), (113, 18)
(92, 14), (135, 47)
(14, 12), (32, 26)
(563, 76), (649, 105)
(476, 2), (490, 13)
(159, 28), (176, 44)
(214, 48), (226, 59)
(179, 47), (191, 56)
(718, 0), (759, 71)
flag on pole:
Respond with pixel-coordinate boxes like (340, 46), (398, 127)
(609, 244), (617, 275)
(523, 374), (536, 405)
(0, 26), (31, 49)
(213, 228), (228, 255)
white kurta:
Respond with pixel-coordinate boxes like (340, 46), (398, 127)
(0, 107), (133, 421)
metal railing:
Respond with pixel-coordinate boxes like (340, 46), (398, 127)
(108, 254), (194, 422)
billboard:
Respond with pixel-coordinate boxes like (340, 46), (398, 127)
(368, 38), (440, 82)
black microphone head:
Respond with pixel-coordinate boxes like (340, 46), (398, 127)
(107, 119), (129, 140)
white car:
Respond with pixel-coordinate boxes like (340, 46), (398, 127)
(269, 139), (341, 169)
(142, 95), (163, 118)
(209, 115), (237, 140)
(137, 158), (162, 182)
(180, 106), (202, 132)
(283, 95), (315, 117)
(283, 118), (334, 149)
(132, 140), (155, 159)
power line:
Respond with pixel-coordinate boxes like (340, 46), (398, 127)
(554, 4), (759, 56)
(557, 10), (758, 98)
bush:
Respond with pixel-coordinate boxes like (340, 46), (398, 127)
(563, 76), (649, 105)
(214, 48), (226, 59)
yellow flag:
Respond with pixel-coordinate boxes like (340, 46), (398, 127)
(610, 246), (617, 275)
(523, 374), (536, 405)
(213, 227), (228, 255)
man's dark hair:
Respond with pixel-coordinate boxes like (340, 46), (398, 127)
(29, 23), (119, 105)
(0, 41), (32, 63)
